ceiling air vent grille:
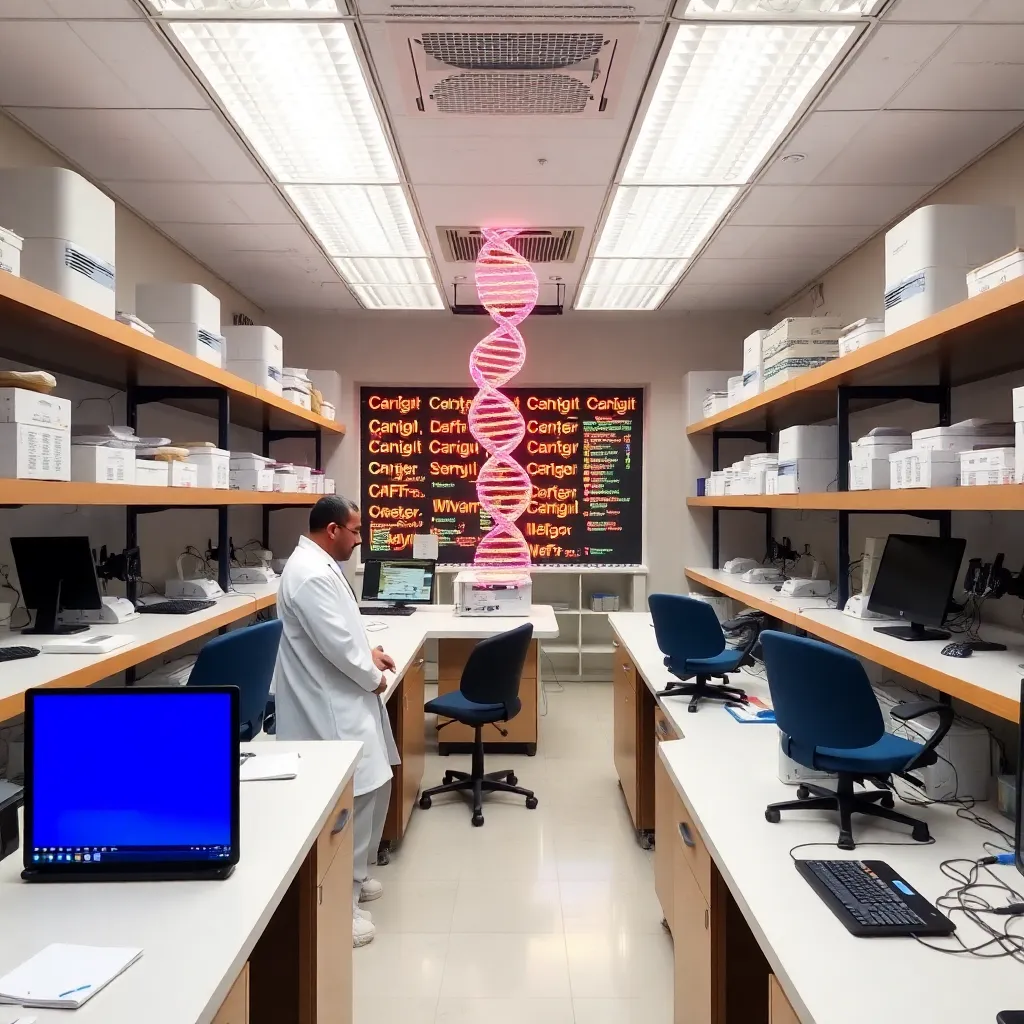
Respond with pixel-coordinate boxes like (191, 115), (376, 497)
(420, 31), (605, 70)
(434, 72), (590, 114)
(440, 227), (581, 264)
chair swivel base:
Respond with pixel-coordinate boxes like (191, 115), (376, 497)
(420, 769), (538, 827)
(764, 778), (931, 851)
(658, 676), (746, 713)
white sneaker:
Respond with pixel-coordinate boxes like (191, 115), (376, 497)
(353, 915), (376, 947)
(354, 905), (373, 922)
(359, 877), (384, 903)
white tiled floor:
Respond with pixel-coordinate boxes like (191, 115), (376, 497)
(354, 682), (674, 1024)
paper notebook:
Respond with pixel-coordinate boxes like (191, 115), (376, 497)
(240, 751), (300, 782)
(0, 943), (142, 1009)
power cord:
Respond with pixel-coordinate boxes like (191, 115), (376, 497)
(0, 564), (29, 629)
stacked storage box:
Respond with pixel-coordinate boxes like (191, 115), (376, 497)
(1014, 386), (1024, 484)
(230, 452), (275, 492)
(685, 370), (734, 425)
(136, 283), (224, 368)
(72, 445), (135, 485)
(776, 425), (837, 494)
(224, 326), (283, 396)
(726, 375), (743, 407)
(890, 419), (1014, 489)
(740, 330), (769, 402)
(967, 249), (1024, 298)
(849, 428), (910, 491)
(0, 388), (71, 480)
(838, 318), (885, 357)
(762, 318), (844, 390)
(282, 368), (313, 410)
(0, 225), (22, 276)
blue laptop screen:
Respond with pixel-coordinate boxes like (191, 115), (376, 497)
(28, 690), (235, 867)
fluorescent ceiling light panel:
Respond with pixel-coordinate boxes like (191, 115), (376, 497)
(595, 186), (739, 259)
(170, 22), (397, 184)
(624, 22), (853, 186)
(149, 0), (342, 14)
(682, 0), (883, 16)
(333, 256), (443, 308)
(576, 259), (686, 311)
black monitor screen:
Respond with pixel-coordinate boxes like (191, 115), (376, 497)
(362, 559), (435, 604)
(25, 688), (239, 872)
(11, 536), (102, 613)
(867, 534), (967, 629)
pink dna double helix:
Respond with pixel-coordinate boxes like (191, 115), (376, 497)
(469, 227), (538, 569)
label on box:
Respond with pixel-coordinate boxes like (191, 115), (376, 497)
(0, 388), (71, 429)
(0, 423), (70, 480)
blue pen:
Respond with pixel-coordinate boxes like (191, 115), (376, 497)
(58, 984), (91, 999)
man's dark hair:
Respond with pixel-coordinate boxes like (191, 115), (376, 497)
(309, 494), (360, 533)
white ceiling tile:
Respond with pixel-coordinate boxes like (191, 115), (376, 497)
(891, 26), (1024, 108)
(9, 108), (264, 183)
(0, 0), (140, 16)
(159, 223), (320, 261)
(664, 281), (779, 311)
(761, 111), (876, 184)
(729, 184), (928, 227)
(817, 24), (955, 111)
(886, 0), (1024, 22)
(683, 256), (825, 287)
(413, 184), (607, 232)
(702, 224), (870, 261)
(104, 181), (295, 224)
(0, 22), (205, 108)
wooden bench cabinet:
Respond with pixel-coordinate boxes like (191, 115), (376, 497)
(384, 646), (426, 846)
(611, 633), (655, 839)
(213, 963), (249, 1024)
(654, 706), (683, 929)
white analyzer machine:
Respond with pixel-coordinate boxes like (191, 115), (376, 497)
(454, 570), (532, 617)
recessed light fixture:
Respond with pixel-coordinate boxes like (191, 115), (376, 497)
(782, 152), (807, 163)
(577, 18), (854, 310)
(162, 17), (443, 310)
(147, 0), (342, 15)
(681, 0), (884, 18)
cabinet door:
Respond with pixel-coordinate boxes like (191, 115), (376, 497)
(401, 650), (426, 832)
(213, 963), (249, 1024)
(316, 825), (354, 1024)
(654, 711), (681, 929)
(674, 841), (712, 1024)
(768, 976), (801, 1024)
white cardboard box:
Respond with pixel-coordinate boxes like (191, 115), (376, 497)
(765, 469), (780, 495)
(912, 421), (1014, 453)
(230, 468), (274, 492)
(853, 434), (912, 460)
(850, 458), (890, 491)
(230, 453), (274, 472)
(702, 392), (730, 419)
(168, 461), (198, 488)
(284, 387), (312, 411)
(223, 325), (282, 364)
(959, 446), (1014, 473)
(0, 388), (71, 429)
(323, 477), (336, 495)
(186, 447), (230, 489)
(763, 358), (835, 389)
(764, 317), (844, 348)
(742, 330), (768, 376)
(1012, 386), (1024, 422)
(839, 318), (885, 357)
(685, 371), (734, 425)
(726, 375), (743, 407)
(962, 467), (1014, 486)
(0, 224), (22, 276)
(890, 448), (959, 489)
(776, 458), (836, 494)
(135, 458), (168, 486)
(966, 248), (1024, 298)
(0, 422), (70, 480)
(274, 471), (298, 493)
(72, 445), (135, 484)
(778, 424), (837, 462)
(150, 322), (224, 368)
(320, 401), (336, 421)
(227, 357), (282, 396)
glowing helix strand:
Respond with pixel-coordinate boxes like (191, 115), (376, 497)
(469, 227), (538, 570)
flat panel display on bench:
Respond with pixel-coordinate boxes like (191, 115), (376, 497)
(361, 387), (644, 566)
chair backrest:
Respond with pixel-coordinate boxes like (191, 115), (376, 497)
(649, 593), (726, 664)
(188, 619), (283, 741)
(760, 630), (885, 750)
(459, 622), (534, 714)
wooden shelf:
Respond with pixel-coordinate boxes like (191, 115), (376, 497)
(686, 277), (1024, 436)
(687, 485), (1024, 512)
(0, 272), (344, 436)
(685, 568), (1019, 721)
(0, 480), (320, 506)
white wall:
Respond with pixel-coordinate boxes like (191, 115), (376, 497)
(272, 310), (763, 599)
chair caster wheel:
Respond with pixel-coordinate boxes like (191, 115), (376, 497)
(687, 704), (698, 713)
(765, 808), (781, 824)
(376, 848), (391, 866)
(796, 786), (811, 800)
(912, 824), (931, 843)
(472, 813), (484, 827)
(838, 832), (856, 851)
(419, 795), (432, 810)
(880, 794), (895, 809)
(526, 796), (538, 810)
(507, 773), (518, 786)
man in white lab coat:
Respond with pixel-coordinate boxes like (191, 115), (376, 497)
(273, 495), (400, 948)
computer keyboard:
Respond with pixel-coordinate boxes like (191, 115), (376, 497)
(137, 599), (217, 615)
(359, 605), (416, 617)
(796, 859), (955, 937)
(0, 645), (39, 662)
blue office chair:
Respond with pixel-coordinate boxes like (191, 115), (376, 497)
(649, 593), (747, 712)
(419, 622), (537, 827)
(760, 630), (954, 850)
(188, 620), (283, 741)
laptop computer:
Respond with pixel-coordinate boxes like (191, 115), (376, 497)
(22, 686), (239, 882)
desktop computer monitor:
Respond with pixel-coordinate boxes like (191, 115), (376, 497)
(361, 558), (436, 609)
(11, 536), (103, 635)
(867, 534), (967, 641)
(23, 687), (240, 881)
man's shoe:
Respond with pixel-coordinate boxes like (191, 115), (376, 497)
(359, 878), (384, 903)
(354, 905), (373, 922)
(353, 915), (376, 947)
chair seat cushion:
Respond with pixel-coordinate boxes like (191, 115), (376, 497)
(813, 732), (929, 775)
(425, 690), (518, 725)
(680, 650), (743, 674)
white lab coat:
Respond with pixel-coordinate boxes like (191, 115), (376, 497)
(272, 535), (399, 796)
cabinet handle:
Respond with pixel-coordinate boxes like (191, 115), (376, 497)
(332, 808), (351, 836)
(656, 719), (671, 738)
(318, 883), (323, 907)
(414, 658), (425, 666)
(678, 822), (696, 848)
(704, 908), (709, 930)
(613, 640), (620, 648)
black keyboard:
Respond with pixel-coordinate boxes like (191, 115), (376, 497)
(0, 645), (39, 662)
(360, 606), (416, 616)
(137, 599), (217, 615)
(797, 859), (955, 937)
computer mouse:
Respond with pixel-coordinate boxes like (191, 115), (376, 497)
(941, 643), (972, 658)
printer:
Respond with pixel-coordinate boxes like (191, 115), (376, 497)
(454, 570), (532, 617)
